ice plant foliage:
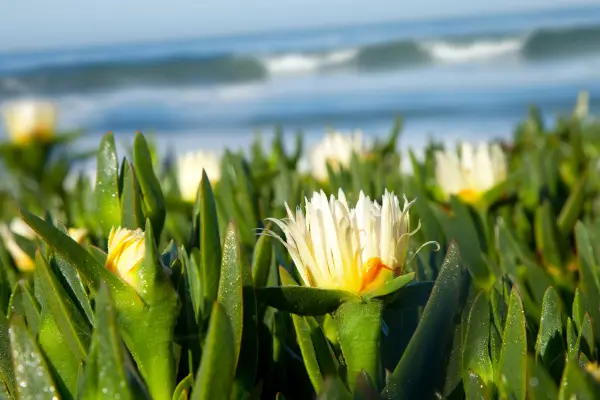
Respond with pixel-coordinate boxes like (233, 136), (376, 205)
(434, 142), (507, 203)
(106, 226), (146, 288)
(309, 131), (366, 181)
(177, 150), (221, 202)
(1, 99), (57, 144)
(264, 189), (415, 294)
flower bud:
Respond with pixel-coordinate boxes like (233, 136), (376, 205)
(106, 227), (145, 289)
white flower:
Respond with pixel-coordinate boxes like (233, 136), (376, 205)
(264, 189), (414, 294)
(435, 142), (507, 203)
(309, 131), (366, 181)
(1, 99), (57, 144)
(177, 150), (221, 202)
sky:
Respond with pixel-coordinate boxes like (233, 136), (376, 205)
(1, 0), (599, 51)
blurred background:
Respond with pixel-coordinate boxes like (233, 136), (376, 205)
(1, 0), (599, 158)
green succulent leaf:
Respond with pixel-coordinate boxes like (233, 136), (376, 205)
(497, 289), (527, 400)
(463, 292), (493, 385)
(95, 132), (121, 235)
(81, 284), (149, 400)
(133, 132), (166, 238)
(0, 311), (14, 398)
(575, 222), (600, 344)
(192, 302), (236, 400)
(217, 223), (244, 372)
(35, 251), (91, 362)
(382, 241), (466, 399)
(9, 315), (59, 399)
(535, 286), (565, 380)
(251, 225), (273, 289)
(291, 313), (325, 394)
(198, 172), (222, 315)
(120, 161), (145, 230)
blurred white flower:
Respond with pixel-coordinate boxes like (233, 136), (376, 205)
(309, 131), (366, 181)
(68, 228), (88, 244)
(1, 99), (57, 144)
(9, 218), (36, 240)
(435, 142), (507, 203)
(0, 221), (34, 272)
(264, 189), (414, 294)
(177, 150), (221, 202)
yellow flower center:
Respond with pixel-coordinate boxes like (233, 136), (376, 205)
(360, 257), (393, 292)
(458, 188), (481, 204)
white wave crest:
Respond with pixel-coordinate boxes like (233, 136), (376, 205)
(263, 49), (358, 75)
(421, 38), (524, 63)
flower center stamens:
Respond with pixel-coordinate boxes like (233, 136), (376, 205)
(360, 257), (393, 292)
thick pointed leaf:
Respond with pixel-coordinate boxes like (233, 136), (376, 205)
(81, 284), (147, 400)
(35, 252), (91, 361)
(256, 285), (359, 316)
(464, 371), (490, 400)
(251, 227), (273, 289)
(557, 175), (585, 236)
(217, 224), (244, 370)
(198, 172), (222, 314)
(8, 281), (40, 335)
(232, 241), (259, 399)
(335, 299), (385, 391)
(572, 288), (588, 334)
(192, 302), (235, 400)
(133, 132), (166, 237)
(95, 132), (121, 235)
(577, 313), (595, 362)
(9, 315), (58, 399)
(575, 222), (600, 344)
(291, 313), (323, 393)
(172, 374), (193, 400)
(558, 356), (600, 399)
(55, 254), (94, 324)
(120, 162), (145, 230)
(0, 312), (14, 398)
(382, 242), (466, 399)
(535, 287), (564, 380)
(497, 289), (527, 400)
(463, 292), (493, 385)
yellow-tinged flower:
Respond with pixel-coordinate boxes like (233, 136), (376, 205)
(9, 218), (36, 240)
(264, 189), (415, 294)
(434, 142), (507, 204)
(1, 99), (57, 144)
(68, 228), (88, 244)
(106, 227), (145, 288)
(309, 131), (366, 182)
(177, 150), (221, 202)
(0, 223), (34, 272)
(585, 362), (600, 382)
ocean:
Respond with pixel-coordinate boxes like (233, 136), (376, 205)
(1, 4), (600, 160)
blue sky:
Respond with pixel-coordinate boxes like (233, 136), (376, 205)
(1, 0), (598, 51)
